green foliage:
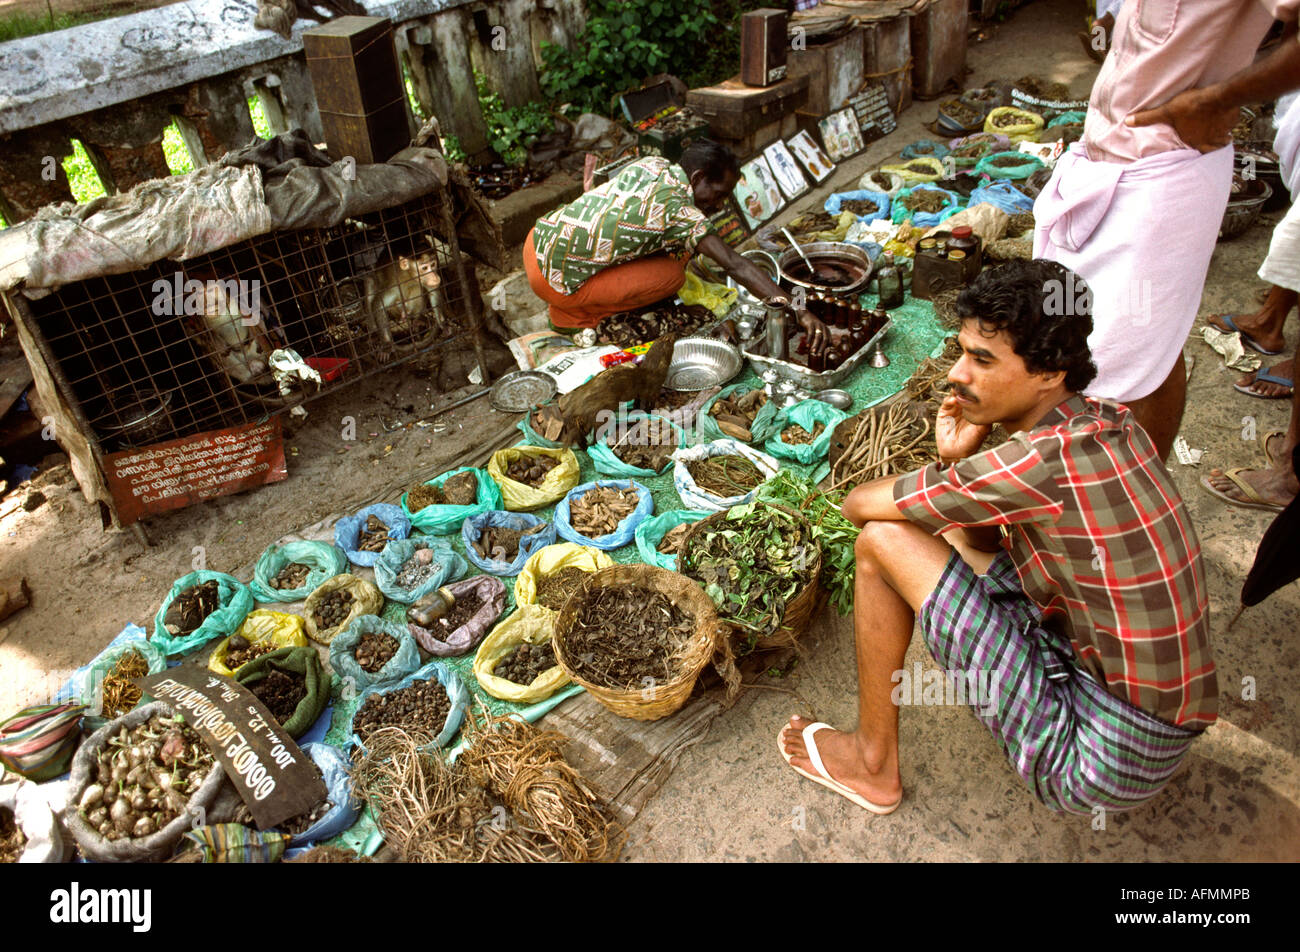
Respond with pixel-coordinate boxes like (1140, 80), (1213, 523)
(475, 69), (552, 167)
(442, 134), (467, 164)
(755, 471), (858, 617)
(401, 57), (428, 122)
(247, 95), (274, 140)
(161, 122), (194, 175)
(0, 8), (117, 43)
(62, 140), (108, 204)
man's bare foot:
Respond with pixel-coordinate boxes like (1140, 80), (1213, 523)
(1234, 358), (1295, 398)
(780, 715), (903, 807)
(1208, 313), (1289, 355)
(1205, 466), (1298, 509)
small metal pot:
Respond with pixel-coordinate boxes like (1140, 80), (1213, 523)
(777, 242), (874, 296)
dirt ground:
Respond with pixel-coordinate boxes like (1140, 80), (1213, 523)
(1, 0), (1297, 862)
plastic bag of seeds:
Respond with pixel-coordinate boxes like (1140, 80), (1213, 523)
(880, 157), (944, 185)
(372, 537), (468, 604)
(973, 150), (1045, 181)
(281, 743), (360, 848)
(634, 509), (710, 571)
(208, 610), (308, 678)
(334, 503), (411, 567)
(823, 189), (893, 224)
(250, 540), (348, 602)
(473, 604), (570, 703)
(764, 399), (851, 465)
(697, 384), (781, 445)
(514, 543), (615, 608)
(901, 139), (950, 161)
(408, 574), (507, 655)
(329, 616), (421, 693)
(859, 169), (905, 196)
(400, 466), (502, 535)
(555, 479), (655, 550)
(461, 510), (556, 576)
(74, 638), (168, 713)
(587, 411), (686, 478)
(983, 107), (1044, 143)
(671, 439), (780, 512)
(487, 445), (580, 512)
(967, 180), (1035, 215)
(303, 574), (385, 645)
(65, 701), (227, 863)
(0, 777), (69, 862)
(151, 570), (254, 656)
(889, 184), (963, 229)
(347, 660), (471, 754)
(235, 646), (329, 738)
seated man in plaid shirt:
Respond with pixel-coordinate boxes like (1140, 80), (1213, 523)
(780, 260), (1217, 815)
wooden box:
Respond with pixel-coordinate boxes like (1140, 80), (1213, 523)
(910, 0), (968, 100)
(686, 74), (809, 140)
(861, 12), (912, 115)
(741, 9), (789, 87)
(786, 25), (865, 117)
(303, 16), (410, 164)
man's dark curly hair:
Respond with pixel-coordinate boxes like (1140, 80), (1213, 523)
(955, 259), (1098, 392)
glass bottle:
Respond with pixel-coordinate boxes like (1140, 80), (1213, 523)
(407, 587), (457, 628)
(876, 253), (905, 309)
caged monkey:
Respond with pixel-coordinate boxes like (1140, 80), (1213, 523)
(174, 268), (287, 402)
(357, 236), (448, 361)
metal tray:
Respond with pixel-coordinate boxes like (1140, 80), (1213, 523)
(664, 337), (744, 391)
(490, 370), (558, 412)
(742, 316), (893, 391)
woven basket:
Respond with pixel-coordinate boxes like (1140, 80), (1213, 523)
(552, 564), (734, 721)
(1220, 179), (1273, 241)
(678, 503), (822, 652)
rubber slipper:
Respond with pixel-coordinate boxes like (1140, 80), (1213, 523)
(1212, 314), (1285, 356)
(1262, 430), (1287, 469)
(1199, 468), (1286, 513)
(777, 722), (901, 815)
(1232, 368), (1294, 399)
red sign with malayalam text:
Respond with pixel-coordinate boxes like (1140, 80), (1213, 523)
(103, 418), (287, 525)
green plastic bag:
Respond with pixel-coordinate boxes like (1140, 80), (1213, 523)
(587, 411), (686, 478)
(401, 467), (503, 534)
(234, 646), (329, 739)
(516, 410), (567, 449)
(764, 399), (850, 464)
(696, 384), (780, 444)
(250, 540), (348, 602)
(152, 571), (254, 656)
(634, 509), (709, 570)
(974, 151), (1045, 180)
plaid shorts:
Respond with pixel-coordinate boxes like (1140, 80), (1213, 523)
(917, 550), (1199, 814)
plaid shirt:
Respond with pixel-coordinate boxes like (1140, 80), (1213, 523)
(893, 395), (1217, 729)
(532, 157), (714, 294)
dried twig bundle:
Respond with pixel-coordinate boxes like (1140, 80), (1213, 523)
(828, 401), (934, 491)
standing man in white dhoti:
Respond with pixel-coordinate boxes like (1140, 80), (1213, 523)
(1035, 0), (1300, 460)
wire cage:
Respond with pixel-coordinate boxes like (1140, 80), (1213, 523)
(18, 189), (485, 454)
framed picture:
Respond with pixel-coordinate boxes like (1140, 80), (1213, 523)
(819, 107), (865, 162)
(734, 155), (785, 230)
(786, 129), (835, 183)
(763, 140), (810, 200)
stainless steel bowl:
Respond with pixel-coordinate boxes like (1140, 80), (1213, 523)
(814, 389), (854, 411)
(777, 241), (874, 295)
(665, 337), (744, 391)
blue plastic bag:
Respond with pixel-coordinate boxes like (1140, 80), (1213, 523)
(890, 183), (963, 228)
(587, 411), (686, 478)
(968, 180), (1035, 214)
(250, 540), (348, 602)
(400, 467), (502, 535)
(634, 509), (709, 570)
(824, 188), (892, 223)
(152, 571), (255, 656)
(554, 479), (655, 550)
(285, 743), (361, 848)
(334, 503), (411, 567)
(372, 537), (468, 604)
(347, 660), (471, 754)
(461, 511), (556, 576)
(329, 614), (422, 692)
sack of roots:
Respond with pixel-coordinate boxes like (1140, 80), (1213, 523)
(400, 466), (502, 535)
(65, 702), (226, 863)
(765, 399), (850, 464)
(152, 571), (254, 656)
(859, 168), (905, 195)
(514, 542), (615, 608)
(462, 510), (556, 576)
(823, 188), (893, 224)
(347, 660), (471, 754)
(473, 604), (570, 703)
(889, 184), (963, 229)
(408, 573), (507, 656)
(303, 574), (385, 645)
(208, 610), (308, 678)
(235, 646), (330, 738)
(334, 503), (411, 567)
(983, 107), (1044, 144)
(696, 383), (781, 445)
(516, 405), (568, 449)
(250, 540), (348, 602)
(488, 446), (581, 512)
(75, 638), (168, 712)
(282, 743), (360, 848)
(634, 508), (710, 571)
(0, 702), (85, 781)
(329, 616), (422, 693)
(671, 439), (780, 512)
(554, 478), (655, 550)
(552, 564), (738, 721)
(880, 156), (944, 185)
(0, 777), (69, 861)
(974, 150), (1045, 180)
(373, 537), (468, 604)
(587, 411), (686, 478)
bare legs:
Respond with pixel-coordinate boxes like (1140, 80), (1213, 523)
(1126, 351), (1187, 462)
(1210, 288), (1296, 398)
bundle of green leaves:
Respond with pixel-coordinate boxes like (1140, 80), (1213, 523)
(754, 471), (857, 617)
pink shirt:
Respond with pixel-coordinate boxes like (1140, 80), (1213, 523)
(1085, 0), (1300, 164)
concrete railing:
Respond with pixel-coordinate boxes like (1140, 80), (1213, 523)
(0, 0), (587, 222)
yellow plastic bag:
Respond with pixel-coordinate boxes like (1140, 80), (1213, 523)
(208, 610), (309, 677)
(488, 446), (580, 512)
(513, 542), (615, 607)
(302, 574), (385, 645)
(678, 271), (738, 317)
(472, 604), (571, 703)
(984, 107), (1044, 144)
(881, 157), (944, 185)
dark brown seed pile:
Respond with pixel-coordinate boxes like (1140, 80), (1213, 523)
(902, 190), (949, 213)
(506, 454), (560, 487)
(355, 631), (399, 673)
(357, 515), (390, 553)
(0, 806), (25, 864)
(163, 580), (221, 637)
(992, 155), (1030, 168)
(563, 587), (696, 689)
(353, 680), (451, 742)
(534, 567), (590, 611)
(905, 162), (937, 174)
(993, 112), (1029, 128)
(224, 634), (275, 671)
(269, 562), (312, 590)
(314, 589), (355, 630)
(251, 669), (307, 724)
(493, 641), (557, 685)
(440, 472), (479, 507)
(406, 483), (445, 512)
(840, 199), (879, 216)
(432, 591), (485, 633)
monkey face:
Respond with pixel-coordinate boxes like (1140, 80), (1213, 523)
(399, 253), (442, 291)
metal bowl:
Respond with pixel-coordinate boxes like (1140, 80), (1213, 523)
(814, 389), (853, 411)
(778, 241), (874, 295)
(490, 370), (558, 412)
(664, 337), (743, 391)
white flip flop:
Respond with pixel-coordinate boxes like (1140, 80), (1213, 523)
(777, 721), (901, 815)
